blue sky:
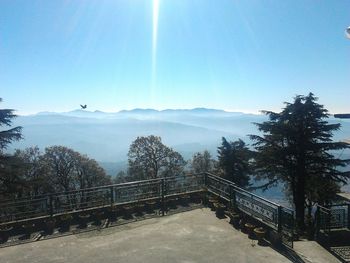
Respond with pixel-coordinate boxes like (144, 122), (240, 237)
(0, 0), (349, 115)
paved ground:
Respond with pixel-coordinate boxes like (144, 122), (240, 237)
(0, 208), (291, 263)
(294, 240), (341, 263)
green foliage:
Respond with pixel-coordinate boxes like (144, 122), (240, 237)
(41, 145), (111, 192)
(1, 145), (111, 199)
(128, 135), (186, 179)
(190, 150), (216, 174)
(0, 98), (22, 152)
(217, 137), (251, 187)
(14, 146), (48, 196)
(0, 98), (23, 199)
(250, 93), (350, 230)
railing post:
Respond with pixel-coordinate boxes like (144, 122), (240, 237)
(203, 173), (208, 206)
(110, 186), (114, 206)
(204, 172), (208, 187)
(230, 185), (236, 210)
(49, 194), (53, 217)
(277, 205), (282, 234)
(315, 205), (319, 241)
(348, 204), (350, 229)
(161, 178), (165, 216)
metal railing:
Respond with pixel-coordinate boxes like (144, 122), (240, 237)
(205, 173), (294, 248)
(0, 174), (204, 224)
(0, 172), (294, 247)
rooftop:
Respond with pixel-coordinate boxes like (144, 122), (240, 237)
(0, 208), (291, 263)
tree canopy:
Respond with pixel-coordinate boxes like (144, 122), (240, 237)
(217, 137), (251, 188)
(250, 93), (350, 231)
(0, 98), (23, 198)
(0, 98), (22, 152)
(190, 150), (216, 174)
(128, 135), (186, 179)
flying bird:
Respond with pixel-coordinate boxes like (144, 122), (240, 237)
(80, 104), (87, 109)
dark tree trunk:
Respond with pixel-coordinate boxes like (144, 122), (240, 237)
(295, 166), (306, 232)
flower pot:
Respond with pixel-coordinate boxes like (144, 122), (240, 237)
(244, 223), (256, 239)
(145, 201), (157, 213)
(123, 205), (134, 219)
(78, 213), (90, 228)
(181, 194), (190, 206)
(228, 212), (240, 228)
(22, 222), (35, 238)
(214, 202), (226, 218)
(0, 226), (13, 243)
(254, 227), (267, 245)
(208, 197), (218, 210)
(191, 193), (202, 204)
(45, 218), (56, 234)
(167, 197), (178, 209)
(135, 203), (145, 215)
(60, 214), (73, 232)
(93, 211), (104, 225)
(108, 206), (118, 221)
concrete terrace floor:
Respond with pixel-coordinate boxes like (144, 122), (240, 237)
(0, 208), (291, 263)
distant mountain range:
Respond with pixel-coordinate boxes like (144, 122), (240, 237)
(9, 108), (350, 176)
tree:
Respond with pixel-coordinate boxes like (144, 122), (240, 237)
(128, 135), (186, 179)
(190, 150), (216, 174)
(42, 145), (111, 192)
(250, 93), (350, 231)
(217, 137), (251, 188)
(162, 150), (186, 177)
(113, 171), (128, 184)
(0, 98), (23, 199)
(42, 146), (80, 192)
(14, 146), (49, 196)
(76, 154), (111, 189)
(0, 98), (22, 152)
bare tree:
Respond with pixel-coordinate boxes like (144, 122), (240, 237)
(128, 135), (186, 180)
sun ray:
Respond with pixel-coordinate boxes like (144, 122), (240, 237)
(151, 0), (160, 105)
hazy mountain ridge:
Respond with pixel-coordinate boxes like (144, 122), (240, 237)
(10, 108), (350, 176)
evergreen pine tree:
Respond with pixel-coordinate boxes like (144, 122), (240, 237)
(250, 93), (350, 231)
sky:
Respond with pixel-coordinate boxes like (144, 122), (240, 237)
(0, 0), (349, 115)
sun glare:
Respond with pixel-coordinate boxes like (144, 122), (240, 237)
(151, 0), (160, 104)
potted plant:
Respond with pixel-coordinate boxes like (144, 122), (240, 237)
(214, 202), (226, 218)
(45, 218), (56, 234)
(78, 212), (90, 228)
(93, 210), (104, 225)
(145, 200), (157, 213)
(254, 227), (267, 245)
(108, 205), (119, 222)
(22, 221), (35, 238)
(180, 194), (190, 206)
(167, 197), (178, 209)
(60, 213), (73, 232)
(0, 225), (13, 243)
(190, 193), (202, 204)
(208, 196), (218, 210)
(135, 203), (145, 216)
(227, 210), (240, 228)
(122, 205), (134, 219)
(244, 222), (256, 239)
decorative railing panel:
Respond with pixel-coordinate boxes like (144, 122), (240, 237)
(235, 189), (279, 229)
(165, 175), (204, 196)
(114, 180), (161, 203)
(281, 207), (294, 248)
(206, 174), (232, 200)
(0, 196), (48, 223)
(52, 187), (111, 214)
(330, 205), (348, 229)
